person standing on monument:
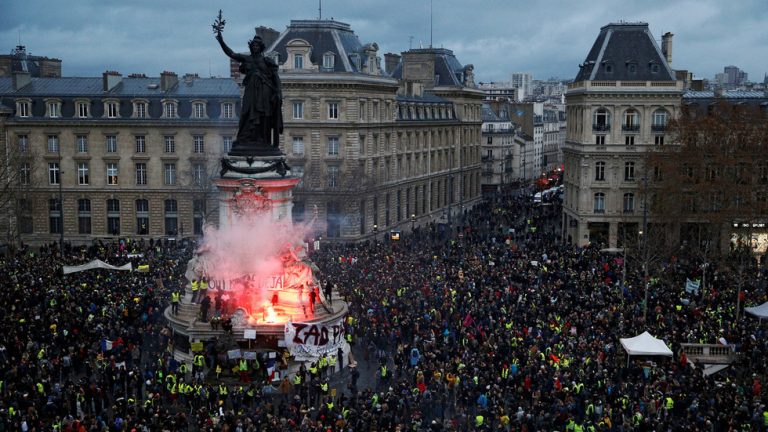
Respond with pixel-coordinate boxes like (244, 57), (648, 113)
(214, 15), (283, 152)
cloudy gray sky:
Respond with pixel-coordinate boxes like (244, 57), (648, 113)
(2, 0), (766, 83)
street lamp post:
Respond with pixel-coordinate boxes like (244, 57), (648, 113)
(373, 224), (378, 245)
(58, 146), (64, 256)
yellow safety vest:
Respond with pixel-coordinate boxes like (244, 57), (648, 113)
(191, 281), (199, 291)
(194, 355), (204, 367)
(239, 359), (248, 371)
(172, 292), (180, 302)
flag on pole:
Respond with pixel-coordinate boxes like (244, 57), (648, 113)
(266, 358), (277, 381)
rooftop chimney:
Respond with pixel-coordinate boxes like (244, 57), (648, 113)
(384, 53), (401, 75)
(12, 70), (31, 91)
(160, 71), (178, 92)
(102, 71), (122, 92)
(661, 32), (673, 65)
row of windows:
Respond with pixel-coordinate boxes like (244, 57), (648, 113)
(592, 108), (669, 131)
(19, 134), (231, 155)
(594, 161), (637, 182)
(593, 192), (635, 213)
(36, 161), (208, 186)
(15, 99), (235, 120)
(28, 198), (206, 236)
(288, 100), (456, 123)
(289, 52), (336, 70)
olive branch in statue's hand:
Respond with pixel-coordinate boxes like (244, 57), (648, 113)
(212, 10), (226, 36)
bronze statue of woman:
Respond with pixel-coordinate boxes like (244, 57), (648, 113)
(214, 12), (283, 156)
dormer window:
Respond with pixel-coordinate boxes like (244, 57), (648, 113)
(104, 100), (120, 119)
(162, 100), (178, 118)
(626, 62), (637, 74)
(221, 102), (234, 119)
(46, 99), (62, 118)
(603, 62), (613, 74)
(294, 53), (304, 69)
(192, 101), (207, 119)
(16, 99), (31, 118)
(75, 100), (90, 118)
(322, 53), (335, 70)
(650, 63), (660, 73)
(349, 54), (361, 71)
(132, 100), (148, 118)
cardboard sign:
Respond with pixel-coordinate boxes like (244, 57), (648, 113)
(227, 349), (242, 359)
(244, 329), (257, 339)
(191, 342), (204, 352)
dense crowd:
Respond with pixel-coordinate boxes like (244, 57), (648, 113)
(1, 188), (767, 431)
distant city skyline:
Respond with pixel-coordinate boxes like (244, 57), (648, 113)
(1, 0), (765, 83)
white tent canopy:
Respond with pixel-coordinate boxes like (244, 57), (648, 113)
(745, 301), (768, 319)
(620, 331), (673, 357)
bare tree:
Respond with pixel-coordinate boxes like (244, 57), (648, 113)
(0, 134), (38, 249)
(646, 100), (768, 262)
(184, 158), (221, 232)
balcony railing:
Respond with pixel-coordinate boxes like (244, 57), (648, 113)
(651, 124), (667, 132)
(592, 123), (610, 132)
(622, 124), (640, 132)
(484, 128), (514, 134)
(481, 155), (493, 162)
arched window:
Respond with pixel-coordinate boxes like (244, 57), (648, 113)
(592, 108), (611, 131)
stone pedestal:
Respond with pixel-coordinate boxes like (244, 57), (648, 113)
(215, 156), (299, 229)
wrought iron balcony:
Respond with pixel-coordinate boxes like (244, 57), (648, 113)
(592, 123), (610, 132)
(651, 124), (667, 132)
(622, 124), (640, 132)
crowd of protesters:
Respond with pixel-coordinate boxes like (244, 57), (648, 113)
(0, 186), (767, 431)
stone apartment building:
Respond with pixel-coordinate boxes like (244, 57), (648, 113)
(562, 22), (683, 247)
(480, 102), (517, 195)
(268, 20), (483, 240)
(0, 69), (239, 245)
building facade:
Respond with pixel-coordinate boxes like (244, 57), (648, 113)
(269, 20), (483, 240)
(562, 22), (683, 247)
(0, 71), (239, 245)
(481, 102), (517, 194)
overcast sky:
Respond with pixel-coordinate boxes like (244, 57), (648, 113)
(2, 0), (766, 83)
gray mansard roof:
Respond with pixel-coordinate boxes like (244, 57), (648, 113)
(574, 22), (675, 82)
(0, 76), (240, 120)
(0, 76), (240, 98)
(268, 20), (375, 73)
(389, 48), (467, 86)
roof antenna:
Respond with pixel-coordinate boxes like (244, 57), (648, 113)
(429, 0), (433, 48)
(318, 0), (322, 20)
(409, 36), (414, 50)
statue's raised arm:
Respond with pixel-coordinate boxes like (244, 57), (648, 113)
(212, 11), (243, 62)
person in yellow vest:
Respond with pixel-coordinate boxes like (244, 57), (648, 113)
(215, 364), (222, 379)
(171, 290), (181, 314)
(193, 354), (205, 375)
(664, 395), (674, 418)
(328, 353), (337, 375)
(191, 278), (200, 303)
(239, 358), (249, 383)
(200, 277), (209, 301)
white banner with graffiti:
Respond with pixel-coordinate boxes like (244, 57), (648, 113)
(284, 317), (346, 360)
